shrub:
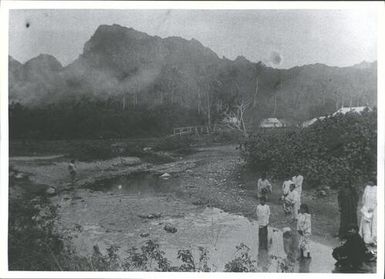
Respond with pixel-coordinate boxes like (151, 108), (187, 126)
(224, 243), (258, 272)
(242, 109), (377, 188)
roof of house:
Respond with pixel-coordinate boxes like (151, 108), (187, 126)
(302, 106), (371, 128)
(261, 118), (282, 124)
(260, 118), (285, 127)
(332, 106), (371, 116)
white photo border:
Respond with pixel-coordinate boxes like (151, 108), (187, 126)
(0, 1), (384, 279)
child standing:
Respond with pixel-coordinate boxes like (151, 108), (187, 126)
(256, 196), (271, 250)
(257, 174), (272, 201)
(297, 204), (312, 258)
(68, 159), (77, 183)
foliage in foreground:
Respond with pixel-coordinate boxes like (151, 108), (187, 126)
(242, 109), (377, 188)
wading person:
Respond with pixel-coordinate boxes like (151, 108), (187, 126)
(68, 159), (77, 183)
(297, 204), (311, 259)
(256, 196), (270, 250)
(285, 184), (300, 221)
(359, 179), (377, 245)
(257, 174), (272, 201)
(337, 181), (358, 239)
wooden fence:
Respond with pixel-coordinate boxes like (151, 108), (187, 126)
(172, 125), (224, 136)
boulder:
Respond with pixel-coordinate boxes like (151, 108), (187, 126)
(160, 173), (171, 179)
(164, 223), (177, 233)
(140, 232), (150, 238)
(138, 213), (161, 219)
(318, 190), (327, 197)
(45, 186), (57, 196)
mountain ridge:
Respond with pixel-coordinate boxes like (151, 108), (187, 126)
(9, 24), (377, 124)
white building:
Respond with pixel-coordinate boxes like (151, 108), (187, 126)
(332, 106), (371, 116)
(260, 118), (286, 128)
(302, 106), (371, 128)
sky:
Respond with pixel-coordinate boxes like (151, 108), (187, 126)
(9, 9), (378, 69)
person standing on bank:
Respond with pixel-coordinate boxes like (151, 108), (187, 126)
(256, 196), (271, 250)
(257, 174), (272, 201)
(285, 184), (300, 221)
(337, 180), (358, 239)
(297, 204), (312, 259)
(68, 159), (77, 183)
(282, 177), (294, 214)
(359, 179), (377, 245)
(292, 173), (304, 202)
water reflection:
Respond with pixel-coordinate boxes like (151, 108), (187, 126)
(89, 173), (178, 195)
(298, 258), (312, 273)
(61, 174), (355, 273)
(257, 247), (269, 272)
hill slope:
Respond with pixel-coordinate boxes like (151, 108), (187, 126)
(9, 24), (377, 126)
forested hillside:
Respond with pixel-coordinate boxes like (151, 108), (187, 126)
(9, 24), (377, 139)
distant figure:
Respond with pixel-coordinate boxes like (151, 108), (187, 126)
(68, 159), (77, 182)
(332, 223), (367, 271)
(284, 184), (300, 220)
(256, 196), (270, 250)
(257, 174), (272, 201)
(281, 177), (294, 213)
(359, 179), (377, 245)
(292, 174), (304, 202)
(297, 204), (312, 259)
(337, 181), (358, 239)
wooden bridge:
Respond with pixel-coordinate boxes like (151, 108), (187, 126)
(172, 125), (223, 136)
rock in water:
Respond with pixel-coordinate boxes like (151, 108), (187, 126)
(138, 213), (162, 219)
(319, 190), (327, 197)
(46, 186), (57, 196)
(140, 232), (150, 237)
(160, 173), (171, 179)
(164, 223), (177, 233)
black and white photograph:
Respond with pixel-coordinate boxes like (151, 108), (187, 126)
(1, 1), (384, 277)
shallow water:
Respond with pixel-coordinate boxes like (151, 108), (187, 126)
(55, 174), (343, 272)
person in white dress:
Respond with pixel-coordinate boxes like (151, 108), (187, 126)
(292, 174), (304, 202)
(285, 184), (300, 221)
(297, 204), (312, 258)
(359, 180), (377, 245)
(282, 177), (294, 214)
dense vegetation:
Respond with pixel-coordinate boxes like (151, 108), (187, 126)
(242, 109), (377, 188)
(9, 99), (208, 140)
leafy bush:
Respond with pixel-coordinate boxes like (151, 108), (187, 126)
(224, 243), (258, 272)
(242, 109), (377, 188)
